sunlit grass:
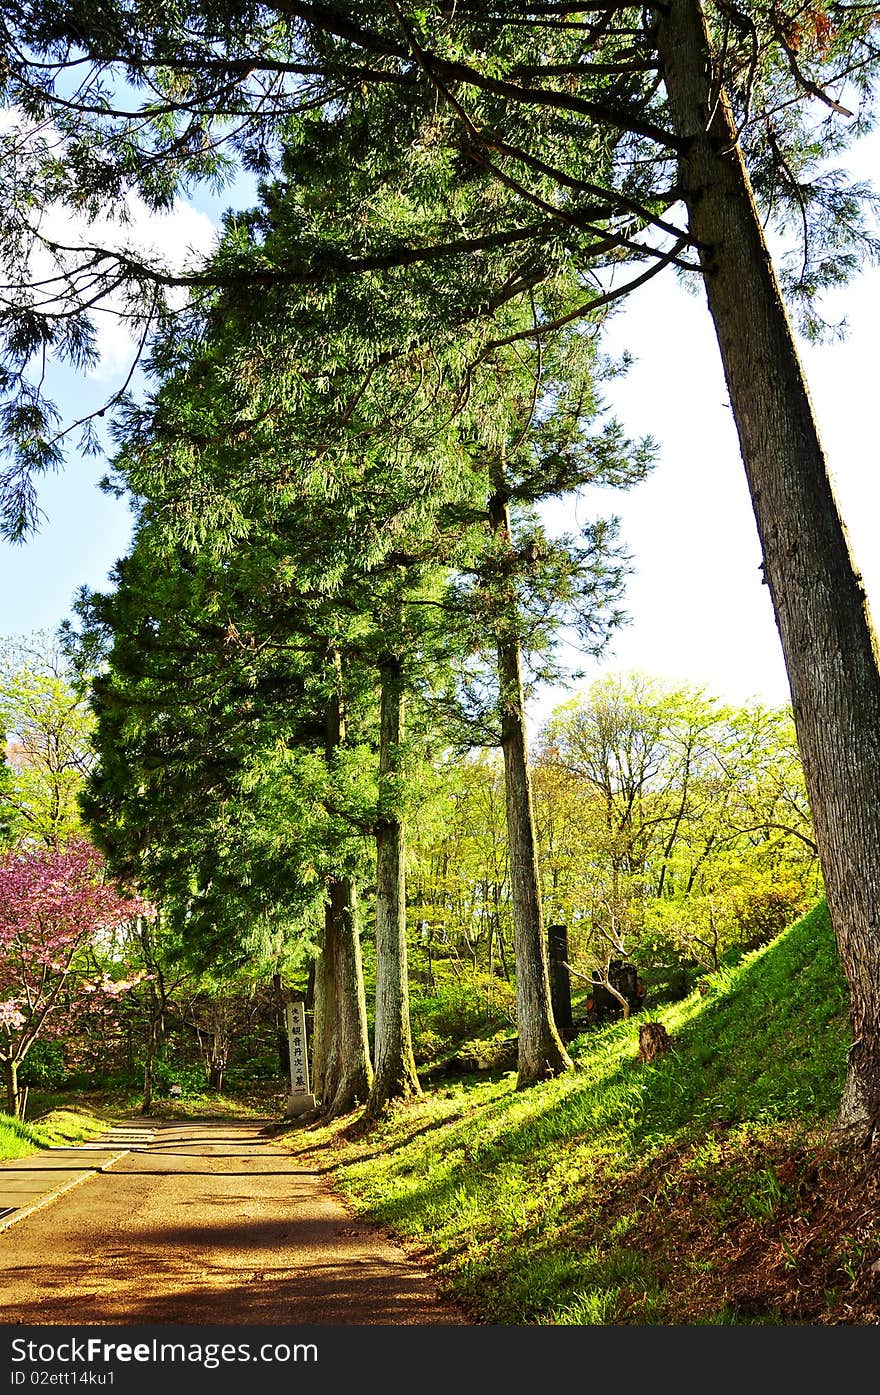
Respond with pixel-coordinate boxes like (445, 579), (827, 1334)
(286, 900), (850, 1324)
(0, 1104), (110, 1160)
(2, 901), (852, 1322)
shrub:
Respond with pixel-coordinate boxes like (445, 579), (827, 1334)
(409, 965), (516, 1056)
(18, 1040), (68, 1089)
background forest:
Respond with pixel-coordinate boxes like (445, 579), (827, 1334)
(0, 634), (818, 1110)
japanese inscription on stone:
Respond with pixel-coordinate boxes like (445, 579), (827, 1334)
(285, 999), (310, 1095)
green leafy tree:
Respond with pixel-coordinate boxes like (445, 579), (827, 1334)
(73, 138), (649, 1092)
(73, 513), (377, 1117)
(535, 673), (820, 979)
(0, 634), (95, 849)
(409, 751), (513, 983)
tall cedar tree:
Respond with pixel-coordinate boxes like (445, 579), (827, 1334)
(99, 248), (648, 1091)
(430, 356), (650, 1083)
(79, 435), (487, 1114)
(5, 1), (880, 1133)
(76, 515), (378, 1117)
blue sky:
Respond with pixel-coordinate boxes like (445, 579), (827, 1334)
(2, 137), (879, 723)
(0, 179), (235, 643)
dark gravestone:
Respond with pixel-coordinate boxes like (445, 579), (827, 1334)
(589, 960), (646, 1020)
(609, 958), (638, 1004)
(547, 924), (573, 1030)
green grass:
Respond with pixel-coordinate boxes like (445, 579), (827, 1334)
(287, 899), (854, 1324)
(0, 1104), (112, 1160)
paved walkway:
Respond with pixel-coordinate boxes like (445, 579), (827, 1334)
(0, 1118), (468, 1324)
(0, 1123), (157, 1231)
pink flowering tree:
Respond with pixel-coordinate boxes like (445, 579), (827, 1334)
(0, 840), (146, 1116)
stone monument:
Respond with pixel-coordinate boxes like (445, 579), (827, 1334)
(284, 997), (316, 1117)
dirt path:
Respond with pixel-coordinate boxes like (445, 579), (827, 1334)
(0, 1118), (469, 1325)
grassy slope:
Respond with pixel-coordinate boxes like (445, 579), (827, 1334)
(0, 1105), (112, 1160)
(289, 901), (880, 1324)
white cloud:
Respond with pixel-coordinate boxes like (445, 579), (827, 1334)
(40, 194), (219, 379)
(2, 105), (220, 377)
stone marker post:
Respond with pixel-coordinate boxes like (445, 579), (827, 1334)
(284, 997), (316, 1118)
(547, 923), (573, 1031)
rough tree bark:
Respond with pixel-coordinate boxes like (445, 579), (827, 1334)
(656, 0), (880, 1139)
(321, 877), (373, 1116)
(201, 1011), (228, 1091)
(2, 1058), (19, 1118)
(311, 918), (335, 1106)
(364, 653), (421, 1120)
(489, 477), (572, 1088)
(638, 1021), (672, 1063)
(312, 673), (373, 1118)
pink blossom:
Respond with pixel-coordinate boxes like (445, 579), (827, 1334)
(0, 1001), (25, 1032)
(0, 840), (144, 1074)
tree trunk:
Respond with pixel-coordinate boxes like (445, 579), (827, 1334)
(2, 1058), (19, 1119)
(365, 654), (421, 1120)
(314, 667), (374, 1118)
(142, 1014), (156, 1115)
(656, 0), (880, 1138)
(207, 1031), (225, 1091)
(489, 487), (572, 1087)
(638, 1022), (672, 1064)
(322, 877), (374, 1117)
(272, 972), (287, 1077)
(311, 909), (338, 1107)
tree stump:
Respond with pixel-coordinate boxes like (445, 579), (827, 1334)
(637, 1021), (672, 1063)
